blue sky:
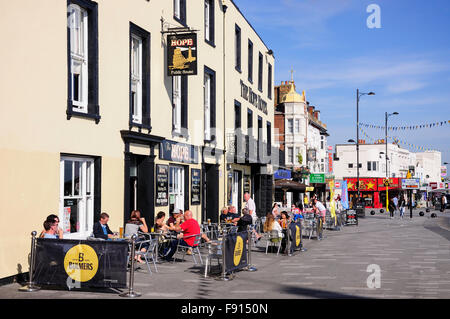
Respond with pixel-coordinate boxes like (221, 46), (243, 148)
(234, 0), (450, 165)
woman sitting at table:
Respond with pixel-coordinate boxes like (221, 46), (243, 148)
(154, 211), (169, 233)
(125, 210), (149, 263)
(263, 213), (284, 253)
(278, 211), (290, 229)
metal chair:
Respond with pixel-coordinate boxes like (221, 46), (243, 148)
(265, 230), (283, 255)
(134, 237), (158, 274)
(204, 241), (222, 278)
(173, 234), (203, 265)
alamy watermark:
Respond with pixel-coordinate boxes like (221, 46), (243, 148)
(366, 264), (381, 289)
(367, 4), (381, 29)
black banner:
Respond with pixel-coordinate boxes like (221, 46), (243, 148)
(289, 222), (302, 253)
(34, 238), (128, 289)
(167, 33), (197, 76)
(156, 164), (169, 206)
(159, 139), (199, 164)
(224, 231), (248, 273)
(191, 168), (201, 205)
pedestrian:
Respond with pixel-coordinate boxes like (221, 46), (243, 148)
(393, 195), (398, 216)
(399, 196), (406, 219)
(244, 192), (257, 224)
(442, 195), (447, 212)
(388, 199), (395, 219)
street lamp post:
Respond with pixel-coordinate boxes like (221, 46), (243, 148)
(356, 89), (375, 201)
(384, 111), (399, 217)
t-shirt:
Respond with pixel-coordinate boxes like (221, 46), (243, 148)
(237, 214), (253, 232)
(43, 233), (57, 239)
(180, 218), (200, 247)
(315, 201), (326, 212)
(245, 198), (257, 223)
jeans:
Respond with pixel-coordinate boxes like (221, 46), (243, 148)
(400, 207), (405, 218)
(164, 239), (191, 260)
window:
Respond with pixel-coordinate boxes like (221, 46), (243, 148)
(60, 156), (95, 238)
(247, 108), (253, 137)
(172, 76), (188, 136)
(295, 119), (300, 133)
(368, 161), (378, 171)
(235, 24), (241, 72)
(248, 40), (253, 83)
(268, 63), (272, 99)
(258, 52), (263, 92)
(288, 147), (294, 164)
(204, 66), (216, 142)
(295, 147), (300, 164)
(67, 0), (99, 122)
(174, 0), (186, 25)
(204, 0), (214, 45)
(287, 119), (293, 134)
(130, 23), (151, 128)
(267, 121), (272, 156)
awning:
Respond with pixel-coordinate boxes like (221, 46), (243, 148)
(274, 179), (306, 191)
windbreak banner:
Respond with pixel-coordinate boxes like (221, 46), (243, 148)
(224, 231), (248, 273)
(289, 222), (302, 253)
(33, 238), (128, 289)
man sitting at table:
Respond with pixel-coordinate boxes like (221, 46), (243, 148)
(93, 212), (115, 240)
(164, 210), (201, 261)
(219, 206), (229, 223)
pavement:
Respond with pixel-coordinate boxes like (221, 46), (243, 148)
(1, 208), (450, 299)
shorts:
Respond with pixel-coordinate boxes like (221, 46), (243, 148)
(319, 210), (326, 218)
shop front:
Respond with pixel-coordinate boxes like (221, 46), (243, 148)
(377, 177), (401, 209)
(344, 177), (379, 208)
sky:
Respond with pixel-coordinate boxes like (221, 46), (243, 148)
(233, 0), (450, 166)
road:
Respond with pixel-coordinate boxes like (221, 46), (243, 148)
(1, 209), (449, 299)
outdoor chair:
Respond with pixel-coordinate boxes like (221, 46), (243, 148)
(265, 230), (283, 255)
(134, 236), (158, 274)
(172, 233), (203, 265)
(204, 241), (222, 278)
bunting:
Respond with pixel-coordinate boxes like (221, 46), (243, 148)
(358, 120), (450, 131)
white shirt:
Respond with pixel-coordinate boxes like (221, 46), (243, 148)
(315, 201), (326, 212)
(245, 198), (257, 223)
(271, 220), (283, 238)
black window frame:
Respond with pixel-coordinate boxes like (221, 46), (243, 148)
(66, 0), (100, 124)
(266, 121), (272, 156)
(129, 22), (151, 131)
(248, 39), (253, 83)
(247, 108), (253, 137)
(204, 0), (215, 47)
(235, 24), (241, 73)
(204, 66), (216, 143)
(258, 51), (263, 93)
(172, 75), (189, 138)
(174, 0), (187, 26)
(268, 63), (272, 99)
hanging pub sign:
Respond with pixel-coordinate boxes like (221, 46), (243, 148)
(191, 168), (201, 205)
(156, 165), (169, 207)
(167, 33), (197, 76)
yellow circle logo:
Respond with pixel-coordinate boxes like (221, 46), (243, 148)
(64, 244), (99, 282)
(233, 236), (244, 266)
(295, 225), (301, 246)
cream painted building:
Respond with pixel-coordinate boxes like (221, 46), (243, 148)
(0, 0), (275, 281)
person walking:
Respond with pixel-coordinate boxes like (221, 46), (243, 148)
(442, 195), (447, 212)
(392, 195), (399, 217)
(399, 195), (406, 219)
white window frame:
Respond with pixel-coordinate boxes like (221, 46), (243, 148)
(169, 166), (185, 212)
(287, 119), (294, 134)
(59, 156), (94, 239)
(131, 34), (143, 124)
(204, 0), (210, 42)
(68, 4), (88, 113)
(295, 119), (300, 133)
(204, 72), (211, 140)
(288, 147), (294, 164)
(172, 76), (182, 133)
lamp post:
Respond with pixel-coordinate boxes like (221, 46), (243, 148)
(384, 111), (399, 217)
(356, 89), (375, 202)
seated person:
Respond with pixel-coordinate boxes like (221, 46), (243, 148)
(263, 213), (285, 253)
(164, 210), (201, 261)
(39, 214), (63, 239)
(278, 211), (290, 229)
(154, 211), (169, 233)
(93, 212), (115, 240)
(236, 208), (253, 232)
(42, 220), (58, 239)
(292, 203), (304, 222)
(219, 206), (229, 223)
(125, 210), (149, 263)
(226, 206), (240, 224)
(167, 209), (183, 231)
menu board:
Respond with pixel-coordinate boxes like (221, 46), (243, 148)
(156, 165), (169, 206)
(191, 168), (201, 205)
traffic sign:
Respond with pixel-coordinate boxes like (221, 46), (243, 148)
(401, 178), (420, 189)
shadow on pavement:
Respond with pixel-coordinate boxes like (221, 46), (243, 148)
(279, 285), (374, 299)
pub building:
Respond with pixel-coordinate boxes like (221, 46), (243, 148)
(0, 0), (276, 282)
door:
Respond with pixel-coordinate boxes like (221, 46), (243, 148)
(203, 164), (219, 223)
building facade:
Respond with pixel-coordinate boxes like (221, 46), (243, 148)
(0, 0), (275, 280)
